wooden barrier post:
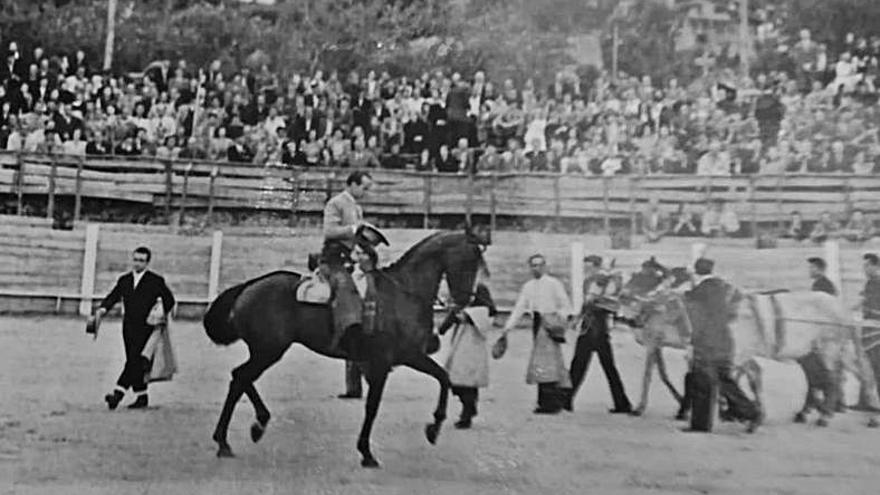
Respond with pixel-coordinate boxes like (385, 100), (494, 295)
(602, 177), (610, 234)
(288, 172), (298, 228)
(748, 175), (757, 240)
(15, 152), (24, 215)
(628, 176), (637, 239)
(554, 175), (562, 232)
(178, 163), (192, 228)
(207, 167), (218, 227)
(73, 155), (84, 223)
(571, 242), (585, 308)
(163, 159), (173, 223)
(775, 175), (785, 232)
(465, 173), (474, 225)
(490, 173), (498, 233)
(207, 230), (223, 302)
(46, 154), (57, 222)
(422, 175), (432, 229)
(79, 223), (100, 316)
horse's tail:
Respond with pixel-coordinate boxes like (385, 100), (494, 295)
(203, 282), (248, 346)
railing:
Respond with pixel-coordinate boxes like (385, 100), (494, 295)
(2, 151), (880, 231)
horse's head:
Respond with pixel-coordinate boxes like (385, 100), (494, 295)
(386, 227), (489, 310)
(443, 225), (491, 308)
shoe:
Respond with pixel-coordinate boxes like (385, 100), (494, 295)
(560, 390), (574, 412)
(680, 427), (710, 433)
(127, 395), (148, 409)
(533, 407), (561, 415)
(454, 418), (472, 429)
(337, 393), (362, 400)
(609, 407), (633, 414)
(104, 391), (123, 410)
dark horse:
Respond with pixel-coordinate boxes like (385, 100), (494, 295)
(202, 229), (488, 467)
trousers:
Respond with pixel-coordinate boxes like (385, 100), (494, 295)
(116, 322), (151, 393)
(568, 318), (631, 411)
(688, 359), (759, 432)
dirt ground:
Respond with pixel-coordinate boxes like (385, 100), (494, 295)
(1, 316), (880, 495)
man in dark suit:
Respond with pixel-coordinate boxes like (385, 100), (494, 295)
(563, 255), (632, 413)
(683, 258), (761, 432)
(808, 257), (837, 295)
(797, 256), (843, 416)
(90, 247), (175, 410)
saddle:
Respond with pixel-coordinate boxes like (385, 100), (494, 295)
(295, 252), (332, 304)
(295, 271), (332, 304)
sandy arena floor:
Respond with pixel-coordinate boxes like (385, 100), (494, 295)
(1, 316), (879, 495)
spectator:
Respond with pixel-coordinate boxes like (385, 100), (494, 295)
(784, 210), (808, 241)
(641, 197), (668, 243)
(382, 142), (406, 170)
(436, 144), (456, 173)
(671, 203), (699, 236)
(809, 211), (841, 243)
(841, 209), (875, 241)
(227, 136), (254, 163)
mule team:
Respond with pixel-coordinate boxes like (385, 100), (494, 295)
(89, 171), (880, 468)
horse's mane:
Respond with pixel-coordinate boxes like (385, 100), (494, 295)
(384, 231), (456, 273)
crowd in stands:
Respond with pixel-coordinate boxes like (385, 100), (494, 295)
(2, 26), (880, 177)
(640, 198), (877, 243)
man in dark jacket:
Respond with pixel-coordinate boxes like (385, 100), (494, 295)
(683, 258), (761, 432)
(563, 255), (632, 413)
(808, 257), (837, 296)
(90, 247), (175, 410)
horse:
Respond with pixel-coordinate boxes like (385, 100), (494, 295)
(616, 257), (880, 428)
(202, 228), (489, 467)
(614, 258), (691, 418)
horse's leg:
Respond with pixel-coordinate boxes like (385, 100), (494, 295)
(632, 347), (655, 417)
(815, 350), (841, 427)
(212, 351), (282, 457)
(404, 353), (451, 445)
(212, 378), (245, 458)
(357, 361), (389, 468)
(742, 360), (764, 433)
(655, 347), (685, 410)
(245, 383), (271, 443)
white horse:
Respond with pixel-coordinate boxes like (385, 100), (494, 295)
(616, 259), (880, 428)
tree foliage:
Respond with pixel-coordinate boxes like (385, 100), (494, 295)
(601, 0), (700, 83)
(781, 0), (880, 50)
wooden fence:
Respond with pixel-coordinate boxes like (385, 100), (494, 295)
(3, 152), (880, 229)
(2, 220), (879, 318)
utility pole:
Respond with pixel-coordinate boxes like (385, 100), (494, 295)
(103, 0), (117, 72)
(739, 0), (750, 76)
(612, 20), (619, 81)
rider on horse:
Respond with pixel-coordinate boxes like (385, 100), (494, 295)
(322, 171), (388, 355)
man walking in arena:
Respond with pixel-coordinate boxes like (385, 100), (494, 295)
(683, 257), (761, 433)
(499, 254), (575, 414)
(89, 246), (175, 410)
(563, 254), (632, 414)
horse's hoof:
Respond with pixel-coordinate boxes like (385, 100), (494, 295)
(629, 409), (643, 417)
(250, 421), (267, 443)
(425, 423), (440, 445)
(674, 411), (689, 421)
(216, 445), (235, 458)
(794, 412), (807, 424)
(867, 417), (879, 428)
(816, 417), (829, 428)
(361, 457), (380, 468)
